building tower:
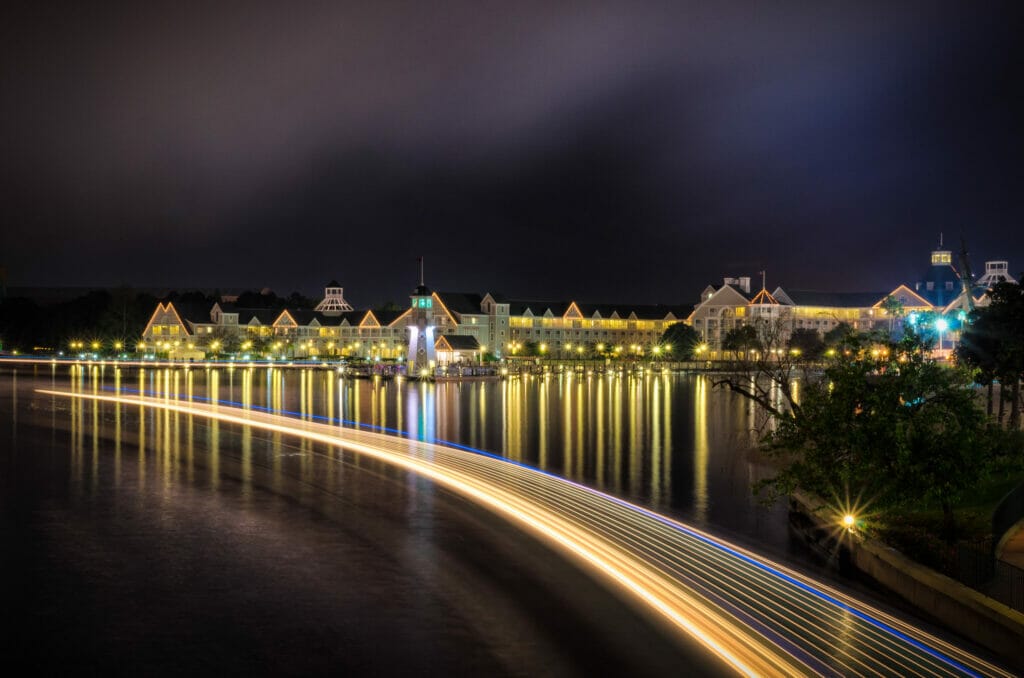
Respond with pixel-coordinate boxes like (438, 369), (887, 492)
(407, 258), (436, 375)
(976, 260), (1017, 288)
(915, 234), (961, 307)
(314, 281), (353, 315)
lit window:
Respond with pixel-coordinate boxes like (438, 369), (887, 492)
(926, 282), (934, 291)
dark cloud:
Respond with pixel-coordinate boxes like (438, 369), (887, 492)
(3, 2), (1022, 304)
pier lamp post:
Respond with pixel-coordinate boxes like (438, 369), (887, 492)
(935, 317), (948, 356)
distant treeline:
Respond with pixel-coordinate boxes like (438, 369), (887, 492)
(0, 288), (319, 352)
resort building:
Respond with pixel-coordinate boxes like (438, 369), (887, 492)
(140, 242), (1015, 362)
(141, 282), (691, 363)
(688, 242), (1015, 357)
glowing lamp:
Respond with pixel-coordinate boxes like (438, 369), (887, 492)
(935, 318), (948, 332)
(843, 514), (856, 530)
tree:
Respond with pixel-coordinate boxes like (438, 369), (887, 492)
(207, 326), (239, 356)
(956, 313), (1001, 417)
(742, 331), (993, 538)
(788, 328), (825, 360)
(958, 280), (1024, 428)
(286, 291), (317, 309)
(722, 325), (761, 358)
(881, 294), (905, 335)
(823, 322), (854, 347)
(659, 322), (701, 360)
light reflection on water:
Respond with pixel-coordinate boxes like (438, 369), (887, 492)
(53, 362), (786, 540)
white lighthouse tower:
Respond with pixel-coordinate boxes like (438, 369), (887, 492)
(407, 258), (436, 377)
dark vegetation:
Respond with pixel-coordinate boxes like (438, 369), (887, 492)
(712, 279), (1024, 565)
(0, 288), (317, 353)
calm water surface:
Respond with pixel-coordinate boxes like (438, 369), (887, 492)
(0, 362), (818, 675)
(67, 363), (787, 548)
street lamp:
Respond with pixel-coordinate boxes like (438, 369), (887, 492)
(935, 317), (948, 354)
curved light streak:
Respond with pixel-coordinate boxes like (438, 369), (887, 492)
(38, 388), (1012, 678)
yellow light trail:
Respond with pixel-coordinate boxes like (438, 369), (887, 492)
(38, 388), (1013, 678)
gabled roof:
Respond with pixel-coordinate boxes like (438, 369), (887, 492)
(702, 285), (754, 305)
(359, 310), (380, 327)
(427, 293), (461, 326)
(142, 302), (193, 336)
(941, 291), (987, 315)
(686, 285), (751, 322)
(435, 334), (481, 351)
(273, 310), (298, 326)
(240, 309), (282, 325)
(776, 289), (888, 308)
(707, 284), (754, 302)
(382, 308), (412, 327)
(507, 299), (572, 316)
(874, 285), (933, 309)
(504, 298), (690, 321)
(434, 291), (484, 316)
(287, 309), (329, 326)
(334, 310), (365, 326)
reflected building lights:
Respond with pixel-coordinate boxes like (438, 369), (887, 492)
(694, 376), (709, 522)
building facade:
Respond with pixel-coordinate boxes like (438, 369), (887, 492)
(141, 243), (1015, 362)
(142, 283), (691, 362)
(688, 243), (1015, 357)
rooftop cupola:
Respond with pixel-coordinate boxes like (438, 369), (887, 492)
(315, 281), (353, 315)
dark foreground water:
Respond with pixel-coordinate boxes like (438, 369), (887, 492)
(0, 362), (947, 675)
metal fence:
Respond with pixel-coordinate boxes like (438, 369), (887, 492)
(945, 483), (1024, 613)
(953, 538), (1024, 612)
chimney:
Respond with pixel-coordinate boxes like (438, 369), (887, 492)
(722, 277), (751, 294)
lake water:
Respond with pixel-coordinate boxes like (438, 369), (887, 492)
(0, 362), (834, 675)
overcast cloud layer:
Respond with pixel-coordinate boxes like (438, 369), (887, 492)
(3, 1), (1021, 305)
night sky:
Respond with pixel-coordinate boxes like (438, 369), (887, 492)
(3, 2), (1022, 307)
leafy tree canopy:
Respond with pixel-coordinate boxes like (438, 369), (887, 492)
(755, 331), (994, 537)
(722, 325), (760, 353)
(788, 327), (825, 359)
(660, 322), (701, 360)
